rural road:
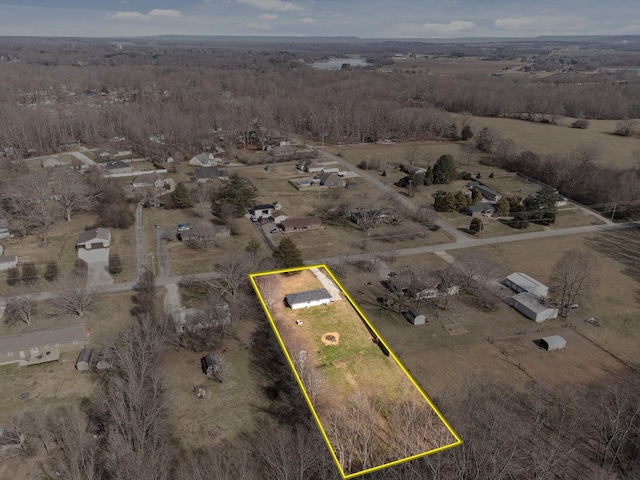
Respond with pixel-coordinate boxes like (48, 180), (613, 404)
(134, 202), (146, 282)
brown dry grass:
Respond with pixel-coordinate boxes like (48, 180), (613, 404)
(388, 58), (528, 76)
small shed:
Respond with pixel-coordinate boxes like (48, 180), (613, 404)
(201, 353), (222, 381)
(76, 348), (93, 372)
(540, 335), (566, 351)
(511, 292), (559, 322)
(285, 289), (333, 309)
(405, 307), (426, 325)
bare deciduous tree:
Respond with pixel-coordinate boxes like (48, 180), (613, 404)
(4, 289), (38, 326)
(551, 250), (599, 317)
(53, 170), (99, 222)
(51, 274), (100, 317)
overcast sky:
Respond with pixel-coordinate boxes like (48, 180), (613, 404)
(0, 0), (639, 38)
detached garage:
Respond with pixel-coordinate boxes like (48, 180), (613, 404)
(511, 292), (559, 322)
(285, 289), (333, 309)
(540, 335), (566, 351)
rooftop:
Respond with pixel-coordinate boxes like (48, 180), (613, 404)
(285, 288), (332, 306)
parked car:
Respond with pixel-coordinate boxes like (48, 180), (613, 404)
(177, 223), (191, 231)
(270, 227), (282, 234)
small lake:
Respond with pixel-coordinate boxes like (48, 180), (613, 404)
(310, 57), (371, 70)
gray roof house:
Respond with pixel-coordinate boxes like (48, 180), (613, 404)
(76, 228), (111, 250)
(504, 272), (549, 298)
(468, 181), (502, 202)
(511, 292), (559, 322)
(104, 160), (133, 175)
(189, 152), (223, 167)
(464, 204), (496, 217)
(41, 156), (72, 168)
(0, 324), (87, 366)
(0, 255), (18, 271)
(317, 172), (345, 188)
(285, 289), (333, 309)
(194, 166), (229, 183)
(175, 303), (231, 332)
(0, 218), (10, 240)
(132, 172), (165, 188)
(177, 224), (231, 242)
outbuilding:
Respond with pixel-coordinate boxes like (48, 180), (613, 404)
(511, 292), (559, 322)
(405, 307), (426, 325)
(285, 288), (333, 309)
(0, 255), (18, 271)
(201, 353), (222, 381)
(76, 348), (93, 372)
(539, 335), (566, 351)
(504, 272), (549, 298)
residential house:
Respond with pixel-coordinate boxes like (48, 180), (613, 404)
(132, 173), (165, 189)
(58, 138), (80, 150)
(1, 146), (16, 157)
(511, 292), (559, 322)
(467, 181), (502, 202)
(464, 204), (496, 218)
(110, 148), (133, 158)
(285, 288), (333, 309)
(0, 219), (10, 240)
(249, 203), (281, 221)
(104, 161), (133, 175)
(41, 156), (72, 168)
(76, 228), (111, 250)
(189, 152), (223, 167)
(0, 324), (87, 366)
(269, 144), (296, 157)
(177, 224), (230, 242)
(175, 303), (231, 333)
(322, 166), (341, 174)
(504, 272), (549, 298)
(281, 216), (322, 232)
(95, 149), (111, 161)
(301, 160), (324, 173)
(317, 172), (345, 188)
(194, 166), (229, 183)
(0, 255), (18, 271)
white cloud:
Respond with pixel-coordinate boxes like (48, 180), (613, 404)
(148, 9), (182, 18)
(109, 9), (182, 22)
(246, 21), (274, 30)
(494, 17), (537, 31)
(423, 20), (476, 34)
(260, 13), (278, 20)
(236, 0), (303, 12)
(300, 17), (314, 24)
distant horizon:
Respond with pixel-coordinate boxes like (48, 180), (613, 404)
(1, 1), (639, 38)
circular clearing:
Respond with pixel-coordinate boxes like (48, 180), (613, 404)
(321, 331), (340, 346)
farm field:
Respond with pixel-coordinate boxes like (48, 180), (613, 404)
(387, 57), (528, 76)
(251, 266), (459, 477)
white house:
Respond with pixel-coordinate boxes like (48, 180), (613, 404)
(504, 272), (549, 298)
(0, 255), (18, 271)
(132, 173), (165, 188)
(0, 219), (10, 240)
(511, 292), (558, 322)
(270, 211), (289, 224)
(285, 289), (333, 309)
(189, 153), (223, 167)
(76, 228), (111, 250)
(41, 156), (72, 168)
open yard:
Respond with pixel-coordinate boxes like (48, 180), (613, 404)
(252, 267), (459, 477)
(342, 229), (640, 406)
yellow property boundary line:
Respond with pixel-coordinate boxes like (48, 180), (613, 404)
(249, 264), (462, 479)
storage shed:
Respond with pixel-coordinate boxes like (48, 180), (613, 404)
(201, 354), (222, 381)
(285, 288), (333, 309)
(76, 348), (93, 372)
(540, 335), (566, 351)
(511, 292), (559, 322)
(405, 307), (426, 326)
(504, 272), (549, 298)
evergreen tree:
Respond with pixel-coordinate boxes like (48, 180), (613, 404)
(433, 155), (457, 184)
(469, 217), (483, 234)
(220, 174), (256, 217)
(172, 182), (191, 209)
(455, 191), (469, 210)
(272, 237), (303, 270)
(495, 197), (511, 216)
(461, 125), (474, 141)
(424, 165), (434, 186)
(471, 188), (483, 205)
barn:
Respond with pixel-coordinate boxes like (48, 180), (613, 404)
(511, 292), (559, 322)
(405, 307), (426, 325)
(285, 289), (333, 309)
(504, 272), (549, 298)
(539, 335), (566, 351)
(76, 348), (93, 372)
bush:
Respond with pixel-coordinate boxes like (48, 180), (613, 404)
(109, 253), (122, 275)
(44, 261), (59, 282)
(510, 213), (530, 229)
(571, 119), (590, 129)
(6, 267), (20, 286)
(73, 259), (88, 278)
(21, 262), (38, 284)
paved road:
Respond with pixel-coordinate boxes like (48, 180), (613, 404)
(317, 149), (468, 243)
(68, 151), (97, 166)
(156, 227), (171, 277)
(307, 221), (640, 266)
(134, 202), (146, 282)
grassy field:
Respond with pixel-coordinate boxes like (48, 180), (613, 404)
(387, 57), (528, 76)
(345, 230), (640, 404)
(253, 268), (458, 475)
